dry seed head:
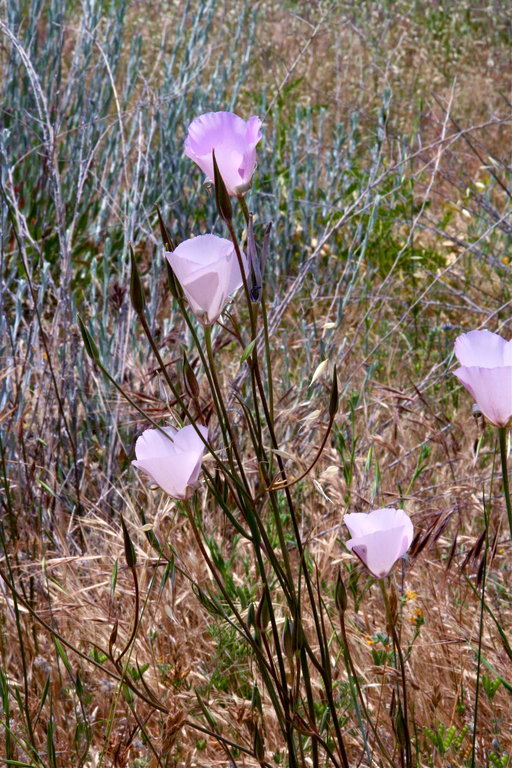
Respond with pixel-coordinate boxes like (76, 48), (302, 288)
(162, 706), (186, 753)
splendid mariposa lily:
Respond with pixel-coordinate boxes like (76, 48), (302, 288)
(165, 234), (247, 325)
(344, 507), (414, 578)
(184, 111), (262, 196)
(132, 424), (208, 499)
(454, 329), (512, 428)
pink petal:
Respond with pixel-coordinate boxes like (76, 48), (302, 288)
(134, 426), (176, 460)
(180, 270), (223, 325)
(133, 453), (201, 498)
(184, 111), (262, 195)
(132, 425), (208, 498)
(454, 366), (512, 427)
(168, 234), (234, 269)
(165, 235), (245, 325)
(347, 526), (408, 578)
(175, 424), (208, 452)
(344, 508), (413, 543)
(454, 330), (512, 368)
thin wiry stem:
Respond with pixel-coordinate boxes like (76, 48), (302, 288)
(498, 427), (512, 538)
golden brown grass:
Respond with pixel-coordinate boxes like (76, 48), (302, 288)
(1, 1), (511, 766)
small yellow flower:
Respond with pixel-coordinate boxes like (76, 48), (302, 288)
(410, 608), (424, 625)
(364, 635), (376, 646)
(404, 589), (417, 602)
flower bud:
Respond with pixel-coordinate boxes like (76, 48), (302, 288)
(255, 590), (270, 631)
(335, 570), (348, 614)
(247, 602), (256, 629)
(120, 514), (136, 569)
(212, 149), (233, 223)
(251, 683), (263, 717)
(129, 247), (145, 315)
(156, 205), (175, 252)
(329, 365), (339, 418)
(247, 214), (262, 303)
(282, 617), (294, 662)
(182, 350), (200, 400)
(253, 723), (265, 760)
(78, 315), (99, 362)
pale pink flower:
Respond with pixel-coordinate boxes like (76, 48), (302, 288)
(454, 329), (512, 428)
(132, 424), (208, 499)
(344, 508), (414, 578)
(184, 111), (262, 196)
(165, 234), (247, 325)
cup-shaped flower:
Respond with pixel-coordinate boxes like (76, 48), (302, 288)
(453, 329), (512, 428)
(132, 424), (208, 499)
(344, 508), (414, 578)
(165, 234), (247, 325)
(184, 111), (262, 196)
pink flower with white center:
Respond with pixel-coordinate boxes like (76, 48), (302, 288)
(184, 111), (262, 196)
(454, 329), (512, 428)
(344, 508), (414, 578)
(165, 234), (247, 325)
(132, 424), (208, 499)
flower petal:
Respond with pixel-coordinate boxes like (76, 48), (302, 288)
(454, 330), (511, 368)
(347, 526), (407, 578)
(165, 235), (245, 325)
(132, 424), (208, 498)
(344, 508), (414, 578)
(134, 426), (176, 460)
(184, 111), (262, 195)
(454, 366), (512, 427)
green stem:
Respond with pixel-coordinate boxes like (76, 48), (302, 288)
(204, 325), (250, 487)
(339, 611), (395, 767)
(379, 579), (412, 768)
(238, 194), (251, 225)
(137, 312), (240, 486)
(470, 507), (489, 768)
(498, 427), (512, 538)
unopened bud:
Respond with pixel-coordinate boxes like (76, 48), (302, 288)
(109, 620), (118, 657)
(262, 221), (272, 273)
(212, 150), (232, 223)
(251, 683), (263, 717)
(282, 617), (294, 661)
(256, 590), (270, 631)
(247, 214), (262, 303)
(120, 514), (136, 569)
(129, 247), (145, 315)
(291, 617), (306, 652)
(78, 315), (99, 362)
(253, 723), (265, 760)
(156, 205), (175, 252)
(395, 704), (406, 748)
(247, 602), (256, 628)
(335, 570), (348, 614)
(182, 350), (200, 399)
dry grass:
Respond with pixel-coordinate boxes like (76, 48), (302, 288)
(1, 0), (511, 766)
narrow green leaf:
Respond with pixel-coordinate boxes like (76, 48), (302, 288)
(240, 338), (256, 364)
(77, 315), (99, 361)
(54, 636), (73, 677)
